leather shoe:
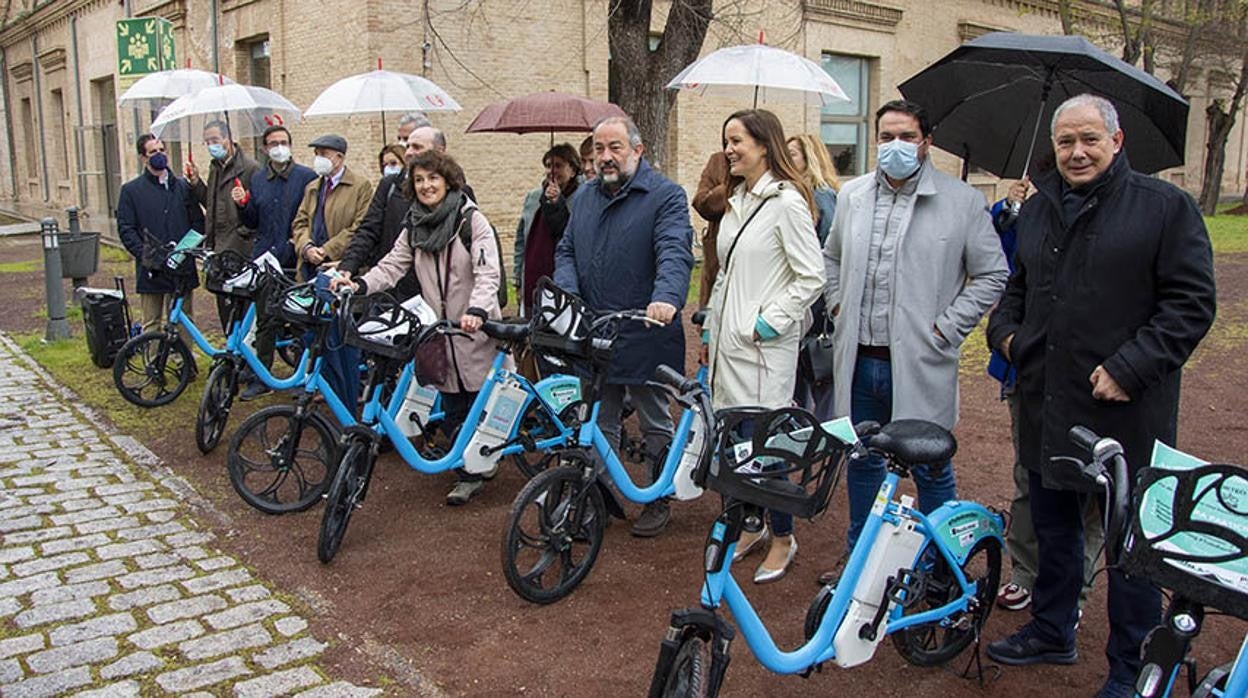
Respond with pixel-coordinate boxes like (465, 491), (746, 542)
(986, 624), (1077, 666)
(732, 528), (769, 562)
(754, 537), (797, 584)
(631, 499), (671, 537)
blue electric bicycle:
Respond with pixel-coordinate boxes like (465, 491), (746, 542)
(648, 414), (1005, 695)
(1058, 427), (1247, 698)
(499, 282), (714, 604)
(194, 252), (312, 453)
(315, 289), (578, 563)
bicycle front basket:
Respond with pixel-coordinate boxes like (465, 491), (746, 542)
(272, 283), (332, 329)
(202, 251), (257, 299)
(702, 406), (851, 520)
(529, 276), (595, 360)
(343, 293), (421, 361)
(1119, 463), (1248, 620)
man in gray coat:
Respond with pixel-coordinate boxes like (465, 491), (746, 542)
(820, 99), (1007, 578)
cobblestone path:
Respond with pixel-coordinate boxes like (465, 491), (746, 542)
(0, 335), (383, 697)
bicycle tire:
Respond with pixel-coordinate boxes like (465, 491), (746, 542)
(195, 361), (237, 454)
(501, 463), (605, 604)
(506, 399), (563, 479)
(658, 633), (712, 698)
(891, 536), (1002, 666)
(112, 330), (194, 408)
(226, 404), (340, 514)
(318, 439), (372, 564)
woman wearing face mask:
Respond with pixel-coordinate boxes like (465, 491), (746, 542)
(701, 109), (825, 584)
(378, 145), (406, 178)
(333, 150), (506, 506)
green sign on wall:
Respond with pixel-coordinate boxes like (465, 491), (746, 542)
(116, 17), (176, 88)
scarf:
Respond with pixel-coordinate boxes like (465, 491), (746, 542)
(405, 189), (465, 253)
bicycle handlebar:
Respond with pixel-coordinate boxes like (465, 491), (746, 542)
(653, 364), (698, 393)
(1067, 425), (1131, 566)
(1068, 425), (1099, 453)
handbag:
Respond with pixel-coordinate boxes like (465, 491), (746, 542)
(799, 313), (835, 386)
(415, 240), (456, 386)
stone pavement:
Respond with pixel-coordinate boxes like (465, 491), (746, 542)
(0, 335), (384, 697)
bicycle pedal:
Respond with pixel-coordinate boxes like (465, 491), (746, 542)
(887, 568), (926, 609)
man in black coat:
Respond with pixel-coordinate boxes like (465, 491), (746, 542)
(117, 134), (205, 329)
(985, 94), (1216, 698)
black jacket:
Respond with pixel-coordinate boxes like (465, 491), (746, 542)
(116, 170), (204, 294)
(987, 154), (1216, 477)
(339, 172), (418, 300)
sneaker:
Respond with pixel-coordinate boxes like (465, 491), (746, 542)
(631, 499), (671, 537)
(997, 582), (1032, 611)
(239, 382), (272, 402)
(446, 479), (485, 506)
(1092, 678), (1134, 698)
(985, 624), (1078, 666)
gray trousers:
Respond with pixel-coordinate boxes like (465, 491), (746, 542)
(597, 383), (674, 485)
(1005, 392), (1103, 598)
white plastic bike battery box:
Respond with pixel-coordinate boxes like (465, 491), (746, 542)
(671, 406), (705, 501)
(462, 378), (529, 474)
(833, 498), (924, 668)
(395, 382), (438, 439)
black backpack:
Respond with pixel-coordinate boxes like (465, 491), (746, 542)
(455, 205), (509, 309)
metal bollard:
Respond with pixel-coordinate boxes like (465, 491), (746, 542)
(41, 217), (70, 342)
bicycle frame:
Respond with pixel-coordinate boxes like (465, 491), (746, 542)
(360, 350), (571, 474)
(229, 302), (310, 390)
(697, 470), (1003, 674)
(168, 296), (223, 359)
(577, 365), (709, 504)
(1218, 635), (1248, 697)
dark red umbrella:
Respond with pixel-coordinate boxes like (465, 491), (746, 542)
(466, 91), (626, 137)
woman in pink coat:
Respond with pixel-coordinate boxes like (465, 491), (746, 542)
(336, 150), (505, 505)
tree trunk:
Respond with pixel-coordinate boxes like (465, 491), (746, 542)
(607, 0), (712, 173)
(1198, 47), (1248, 215)
(1058, 0), (1076, 34)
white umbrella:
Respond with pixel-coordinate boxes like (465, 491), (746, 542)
(117, 69), (236, 109)
(151, 83), (302, 143)
(304, 64), (460, 141)
(667, 44), (850, 107)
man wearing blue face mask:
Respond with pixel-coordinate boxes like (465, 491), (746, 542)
(818, 99), (1008, 581)
(189, 119), (261, 333)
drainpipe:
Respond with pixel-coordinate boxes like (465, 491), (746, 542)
(210, 0), (219, 72)
(123, 0), (140, 143)
(70, 13), (87, 209)
(31, 33), (49, 202)
(0, 48), (18, 200)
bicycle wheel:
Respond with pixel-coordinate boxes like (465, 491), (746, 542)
(318, 439), (373, 563)
(195, 361), (237, 454)
(501, 463), (605, 604)
(506, 399), (563, 478)
(657, 633), (712, 698)
(891, 536), (1002, 666)
(226, 404), (339, 514)
(113, 330), (194, 408)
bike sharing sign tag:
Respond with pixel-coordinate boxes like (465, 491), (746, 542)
(1140, 442), (1248, 592)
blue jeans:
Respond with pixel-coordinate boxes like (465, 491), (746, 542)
(845, 356), (956, 552)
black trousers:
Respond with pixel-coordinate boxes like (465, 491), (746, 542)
(1028, 467), (1161, 684)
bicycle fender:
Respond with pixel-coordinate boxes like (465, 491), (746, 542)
(533, 374), (583, 414)
(922, 501), (1005, 565)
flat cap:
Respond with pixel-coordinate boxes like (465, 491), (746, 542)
(308, 134), (347, 153)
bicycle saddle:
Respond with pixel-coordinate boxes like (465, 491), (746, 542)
(482, 320), (530, 342)
(870, 419), (957, 465)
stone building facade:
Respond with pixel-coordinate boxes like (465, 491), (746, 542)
(0, 0), (1242, 247)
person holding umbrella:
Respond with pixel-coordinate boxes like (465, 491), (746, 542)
(514, 143), (581, 314)
(985, 94), (1216, 698)
(188, 119), (261, 333)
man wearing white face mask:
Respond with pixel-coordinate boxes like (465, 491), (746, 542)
(234, 124), (318, 400)
(291, 134), (373, 282)
(190, 119), (261, 333)
(819, 99), (1007, 577)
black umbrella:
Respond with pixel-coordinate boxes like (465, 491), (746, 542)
(899, 32), (1189, 179)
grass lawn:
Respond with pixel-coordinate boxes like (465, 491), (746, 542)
(1207, 204), (1248, 254)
